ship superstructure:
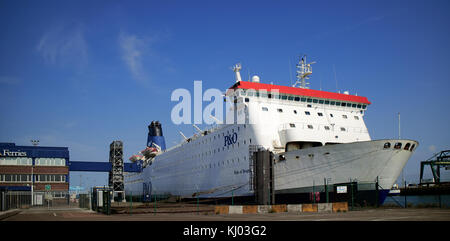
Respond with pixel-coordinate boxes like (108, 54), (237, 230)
(125, 56), (418, 203)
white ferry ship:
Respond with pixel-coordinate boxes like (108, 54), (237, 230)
(124, 56), (418, 204)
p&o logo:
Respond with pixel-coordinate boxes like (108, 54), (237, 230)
(224, 132), (238, 147)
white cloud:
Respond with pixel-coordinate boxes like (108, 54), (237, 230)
(118, 32), (149, 84)
(37, 24), (88, 67)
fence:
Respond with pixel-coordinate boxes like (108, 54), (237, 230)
(0, 190), (91, 212)
(1, 191), (31, 211)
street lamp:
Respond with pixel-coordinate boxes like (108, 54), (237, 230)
(30, 139), (39, 206)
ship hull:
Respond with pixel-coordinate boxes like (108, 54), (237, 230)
(125, 137), (417, 205)
(275, 139), (418, 194)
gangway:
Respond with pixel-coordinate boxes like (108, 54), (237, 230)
(68, 141), (141, 202)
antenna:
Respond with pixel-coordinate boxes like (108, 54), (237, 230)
(179, 131), (188, 141)
(293, 55), (316, 88)
(289, 57), (293, 86)
(210, 115), (222, 124)
(398, 112), (401, 139)
(193, 124), (203, 134)
(232, 63), (242, 83)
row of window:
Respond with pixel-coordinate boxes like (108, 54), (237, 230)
(0, 157), (32, 166)
(288, 123), (348, 132)
(35, 174), (67, 182)
(0, 174), (67, 183)
(35, 158), (66, 166)
(0, 157), (66, 166)
(0, 174), (31, 182)
(237, 89), (367, 110)
(383, 142), (415, 151)
(263, 107), (361, 120)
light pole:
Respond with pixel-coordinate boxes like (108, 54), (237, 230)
(30, 140), (38, 206)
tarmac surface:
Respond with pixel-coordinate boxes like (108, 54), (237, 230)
(2, 206), (450, 221)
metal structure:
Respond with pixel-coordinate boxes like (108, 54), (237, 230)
(109, 141), (125, 202)
(252, 149), (275, 205)
(420, 150), (450, 184)
(293, 55), (315, 88)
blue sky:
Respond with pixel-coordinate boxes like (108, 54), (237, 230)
(1, 0), (449, 190)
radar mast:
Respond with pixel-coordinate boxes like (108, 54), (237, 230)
(293, 55), (316, 89)
(232, 63), (242, 83)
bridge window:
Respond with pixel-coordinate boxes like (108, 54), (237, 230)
(404, 143), (411, 150)
(330, 101), (336, 105)
(301, 97), (306, 102)
(288, 96), (294, 101)
(410, 144), (415, 151)
(313, 99), (318, 103)
(294, 97), (300, 101)
(352, 104), (357, 108)
(384, 142), (391, 149)
(319, 100), (324, 104)
(307, 98), (312, 103)
(325, 100), (330, 105)
(394, 142), (402, 149)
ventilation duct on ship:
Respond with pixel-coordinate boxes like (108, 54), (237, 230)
(147, 121), (166, 151)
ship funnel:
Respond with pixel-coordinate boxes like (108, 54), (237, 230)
(147, 121), (166, 151)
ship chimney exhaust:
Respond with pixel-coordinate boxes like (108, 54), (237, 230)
(147, 121), (166, 151)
